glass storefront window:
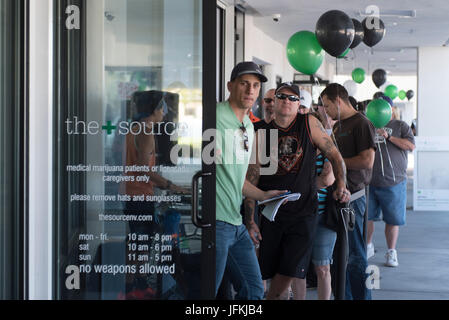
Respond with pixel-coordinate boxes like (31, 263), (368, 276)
(54, 0), (214, 300)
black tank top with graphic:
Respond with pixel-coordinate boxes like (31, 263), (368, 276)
(257, 114), (317, 220)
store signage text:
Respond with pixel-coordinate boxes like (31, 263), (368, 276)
(65, 117), (185, 136)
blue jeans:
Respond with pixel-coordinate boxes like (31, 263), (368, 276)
(215, 221), (264, 300)
(345, 195), (372, 300)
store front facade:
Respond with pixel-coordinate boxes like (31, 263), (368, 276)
(3, 0), (218, 300)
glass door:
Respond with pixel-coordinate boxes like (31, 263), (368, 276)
(54, 0), (215, 300)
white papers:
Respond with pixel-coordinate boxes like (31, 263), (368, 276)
(257, 192), (301, 222)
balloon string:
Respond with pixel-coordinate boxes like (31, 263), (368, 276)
(352, 50), (356, 69)
(314, 76), (323, 105)
(314, 76), (339, 152)
(336, 80), (341, 132)
(384, 139), (396, 182)
(315, 76), (333, 132)
(378, 141), (385, 177)
(314, 76), (325, 111)
(335, 57), (338, 77)
(333, 57), (342, 132)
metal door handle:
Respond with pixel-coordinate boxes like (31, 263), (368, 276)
(191, 171), (212, 228)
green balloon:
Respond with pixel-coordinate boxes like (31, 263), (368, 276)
(384, 84), (398, 100)
(366, 99), (392, 128)
(352, 68), (366, 84)
(338, 48), (350, 59)
(287, 31), (325, 75)
(398, 90), (406, 100)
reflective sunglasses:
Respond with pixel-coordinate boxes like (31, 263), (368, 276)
(240, 125), (249, 152)
(276, 93), (300, 102)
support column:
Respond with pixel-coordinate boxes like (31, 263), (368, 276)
(414, 47), (449, 211)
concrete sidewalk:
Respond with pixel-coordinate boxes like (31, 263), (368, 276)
(369, 157), (449, 299)
(306, 209), (449, 300)
(369, 209), (449, 300)
(306, 156), (449, 300)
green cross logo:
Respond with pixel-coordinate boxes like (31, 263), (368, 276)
(102, 121), (117, 135)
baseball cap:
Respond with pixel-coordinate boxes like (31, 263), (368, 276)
(230, 61), (268, 83)
(275, 82), (300, 97)
(299, 89), (312, 109)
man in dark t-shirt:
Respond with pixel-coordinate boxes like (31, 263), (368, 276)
(321, 83), (376, 300)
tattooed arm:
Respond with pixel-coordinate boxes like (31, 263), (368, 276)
(308, 115), (350, 203)
(244, 162), (262, 245)
(244, 130), (263, 245)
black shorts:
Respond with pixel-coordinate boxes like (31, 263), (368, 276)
(258, 213), (318, 280)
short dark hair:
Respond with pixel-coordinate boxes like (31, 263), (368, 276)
(348, 96), (358, 110)
(131, 90), (167, 121)
(321, 83), (350, 104)
(357, 100), (371, 115)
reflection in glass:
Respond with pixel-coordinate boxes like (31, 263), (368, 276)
(56, 0), (204, 300)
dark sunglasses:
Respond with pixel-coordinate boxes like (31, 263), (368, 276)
(263, 98), (274, 104)
(276, 93), (300, 102)
(240, 125), (249, 152)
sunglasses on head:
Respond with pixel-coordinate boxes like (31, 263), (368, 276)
(240, 125), (249, 152)
(276, 93), (300, 102)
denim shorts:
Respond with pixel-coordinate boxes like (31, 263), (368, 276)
(368, 179), (407, 226)
(311, 214), (337, 266)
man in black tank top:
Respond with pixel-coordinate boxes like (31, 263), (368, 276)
(244, 83), (350, 300)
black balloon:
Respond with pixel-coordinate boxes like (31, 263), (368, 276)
(373, 91), (384, 99)
(316, 10), (355, 57)
(350, 19), (364, 49)
(406, 90), (414, 100)
(362, 17), (385, 47)
(372, 69), (387, 88)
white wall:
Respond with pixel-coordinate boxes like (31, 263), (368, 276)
(244, 15), (296, 90)
(418, 47), (449, 137)
(318, 57), (336, 82)
(243, 15), (339, 93)
(414, 47), (449, 211)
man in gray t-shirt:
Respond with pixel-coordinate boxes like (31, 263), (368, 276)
(367, 118), (415, 268)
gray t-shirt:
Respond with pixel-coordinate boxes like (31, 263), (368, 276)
(370, 120), (415, 187)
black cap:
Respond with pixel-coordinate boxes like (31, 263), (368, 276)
(230, 61), (268, 83)
(380, 95), (393, 107)
(276, 82), (300, 97)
